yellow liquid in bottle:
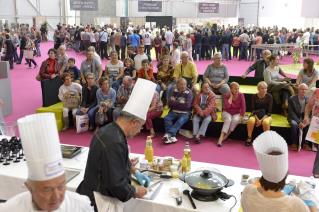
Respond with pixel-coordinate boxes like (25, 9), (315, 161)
(181, 156), (188, 173)
(144, 137), (154, 163)
(184, 143), (191, 172)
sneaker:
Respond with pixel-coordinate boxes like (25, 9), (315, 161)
(163, 136), (177, 144)
(162, 133), (169, 141)
(169, 136), (178, 142)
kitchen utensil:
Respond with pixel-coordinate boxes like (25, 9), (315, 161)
(169, 188), (182, 206)
(181, 169), (234, 201)
(149, 182), (163, 200)
(183, 189), (196, 209)
(148, 180), (162, 192)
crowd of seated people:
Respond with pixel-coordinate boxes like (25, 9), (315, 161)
(34, 42), (318, 153)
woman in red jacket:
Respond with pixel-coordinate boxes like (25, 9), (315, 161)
(36, 48), (59, 81)
(192, 82), (217, 143)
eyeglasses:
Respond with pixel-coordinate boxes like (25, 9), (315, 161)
(39, 184), (66, 195)
(87, 77), (94, 80)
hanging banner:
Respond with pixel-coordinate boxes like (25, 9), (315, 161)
(70, 0), (98, 11)
(138, 1), (162, 12)
(198, 3), (219, 13)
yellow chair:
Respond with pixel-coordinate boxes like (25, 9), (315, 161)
(36, 102), (64, 131)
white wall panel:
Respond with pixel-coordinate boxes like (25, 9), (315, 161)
(301, 0), (319, 18)
(258, 0), (304, 29)
(39, 0), (60, 17)
(239, 2), (258, 26)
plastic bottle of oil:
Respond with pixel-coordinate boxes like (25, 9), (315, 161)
(185, 142), (191, 172)
(181, 150), (188, 173)
(144, 136), (154, 163)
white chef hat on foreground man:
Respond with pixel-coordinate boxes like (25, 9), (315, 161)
(17, 113), (64, 181)
(253, 131), (288, 183)
(122, 78), (157, 121)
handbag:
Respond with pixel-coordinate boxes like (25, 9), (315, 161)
(24, 50), (34, 59)
(63, 91), (81, 109)
(75, 114), (89, 133)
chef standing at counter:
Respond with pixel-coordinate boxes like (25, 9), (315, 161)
(76, 78), (157, 211)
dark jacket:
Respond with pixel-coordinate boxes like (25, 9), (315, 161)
(81, 85), (98, 109)
(20, 36), (27, 50)
(251, 93), (273, 119)
(65, 66), (80, 81)
(77, 122), (135, 204)
(168, 88), (193, 112)
(288, 95), (308, 124)
(209, 34), (218, 46)
(4, 39), (15, 56)
(246, 59), (268, 78)
(195, 32), (202, 45)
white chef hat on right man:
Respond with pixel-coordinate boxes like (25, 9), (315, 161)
(253, 131), (288, 183)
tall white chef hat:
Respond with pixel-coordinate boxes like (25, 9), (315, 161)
(253, 131), (288, 183)
(122, 78), (157, 121)
(17, 113), (64, 181)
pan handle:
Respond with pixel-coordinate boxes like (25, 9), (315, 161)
(225, 178), (235, 188)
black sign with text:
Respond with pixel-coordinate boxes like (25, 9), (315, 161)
(70, 0), (98, 11)
(138, 1), (162, 12)
(198, 3), (219, 13)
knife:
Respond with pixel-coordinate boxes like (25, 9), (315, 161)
(148, 180), (162, 192)
(149, 182), (163, 200)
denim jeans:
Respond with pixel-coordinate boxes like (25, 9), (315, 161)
(256, 49), (262, 60)
(194, 44), (202, 60)
(164, 111), (190, 136)
(222, 44), (229, 60)
(111, 79), (121, 91)
(13, 49), (19, 62)
(77, 106), (99, 128)
(192, 114), (212, 136)
(240, 43), (248, 60)
(35, 43), (41, 56)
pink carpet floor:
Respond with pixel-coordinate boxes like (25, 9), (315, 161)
(4, 41), (317, 177)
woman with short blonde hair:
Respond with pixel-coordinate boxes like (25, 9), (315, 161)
(246, 81), (273, 146)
